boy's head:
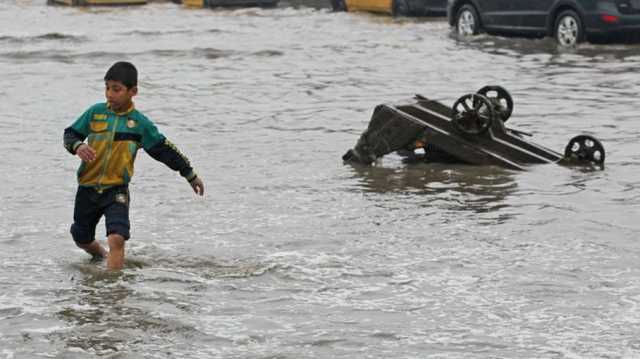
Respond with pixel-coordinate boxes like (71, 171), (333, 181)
(104, 62), (138, 112)
(104, 61), (137, 88)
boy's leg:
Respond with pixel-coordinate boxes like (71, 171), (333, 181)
(77, 240), (108, 259)
(107, 234), (125, 271)
(103, 186), (131, 271)
(71, 186), (106, 259)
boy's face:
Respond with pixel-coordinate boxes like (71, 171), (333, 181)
(105, 80), (137, 112)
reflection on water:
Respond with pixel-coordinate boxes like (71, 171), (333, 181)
(348, 160), (518, 212)
(53, 254), (284, 356)
(56, 263), (206, 356)
(56, 266), (134, 354)
(56, 254), (280, 352)
(57, 280), (133, 354)
(451, 31), (640, 60)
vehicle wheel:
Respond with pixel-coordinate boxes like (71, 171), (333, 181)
(477, 85), (513, 122)
(331, 0), (347, 12)
(456, 4), (481, 36)
(564, 135), (605, 166)
(452, 93), (495, 135)
(392, 0), (410, 17)
(554, 10), (584, 47)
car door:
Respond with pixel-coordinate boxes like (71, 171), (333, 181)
(424, 0), (447, 14)
(477, 0), (516, 28)
(508, 0), (555, 31)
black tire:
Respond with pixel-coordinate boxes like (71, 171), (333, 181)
(455, 4), (481, 36)
(476, 85), (513, 122)
(331, 0), (347, 12)
(452, 93), (495, 136)
(564, 135), (605, 165)
(554, 10), (584, 46)
(392, 0), (410, 17)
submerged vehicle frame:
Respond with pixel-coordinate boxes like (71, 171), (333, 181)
(343, 86), (605, 170)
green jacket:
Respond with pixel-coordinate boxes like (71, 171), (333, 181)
(64, 102), (197, 190)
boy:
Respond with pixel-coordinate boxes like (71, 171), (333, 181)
(63, 61), (204, 271)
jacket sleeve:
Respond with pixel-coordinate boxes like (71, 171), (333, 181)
(142, 120), (197, 182)
(63, 107), (92, 155)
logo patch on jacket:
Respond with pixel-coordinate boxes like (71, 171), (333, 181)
(93, 114), (107, 120)
(127, 119), (137, 128)
(90, 121), (109, 133)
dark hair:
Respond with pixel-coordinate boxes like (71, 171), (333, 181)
(104, 61), (137, 88)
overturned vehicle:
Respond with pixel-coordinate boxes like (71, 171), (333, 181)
(342, 86), (605, 170)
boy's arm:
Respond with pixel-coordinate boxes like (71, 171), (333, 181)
(146, 139), (197, 181)
(63, 107), (92, 155)
(63, 127), (86, 154)
(142, 120), (204, 195)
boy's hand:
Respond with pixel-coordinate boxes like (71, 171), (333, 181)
(76, 144), (96, 162)
(190, 177), (204, 196)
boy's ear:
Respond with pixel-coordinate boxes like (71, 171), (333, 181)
(129, 86), (138, 97)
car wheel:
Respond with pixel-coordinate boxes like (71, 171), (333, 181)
(456, 4), (480, 36)
(554, 10), (584, 46)
(331, 0), (347, 11)
(392, 0), (410, 17)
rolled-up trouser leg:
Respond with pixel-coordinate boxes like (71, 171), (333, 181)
(103, 186), (130, 241)
(70, 186), (102, 245)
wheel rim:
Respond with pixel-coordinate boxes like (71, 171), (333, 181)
(557, 16), (579, 46)
(452, 94), (494, 135)
(564, 135), (605, 166)
(458, 10), (475, 36)
(477, 85), (513, 122)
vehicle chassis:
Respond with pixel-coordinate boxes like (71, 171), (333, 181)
(342, 86), (605, 170)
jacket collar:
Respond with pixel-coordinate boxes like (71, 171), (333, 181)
(107, 102), (135, 116)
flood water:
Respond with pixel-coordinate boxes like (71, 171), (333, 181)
(1, 1), (640, 357)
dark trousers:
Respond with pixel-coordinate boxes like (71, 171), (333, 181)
(70, 185), (130, 244)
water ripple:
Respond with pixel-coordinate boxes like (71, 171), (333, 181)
(1, 1), (640, 358)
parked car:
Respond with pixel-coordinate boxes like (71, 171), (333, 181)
(332, 0), (447, 17)
(447, 0), (640, 46)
